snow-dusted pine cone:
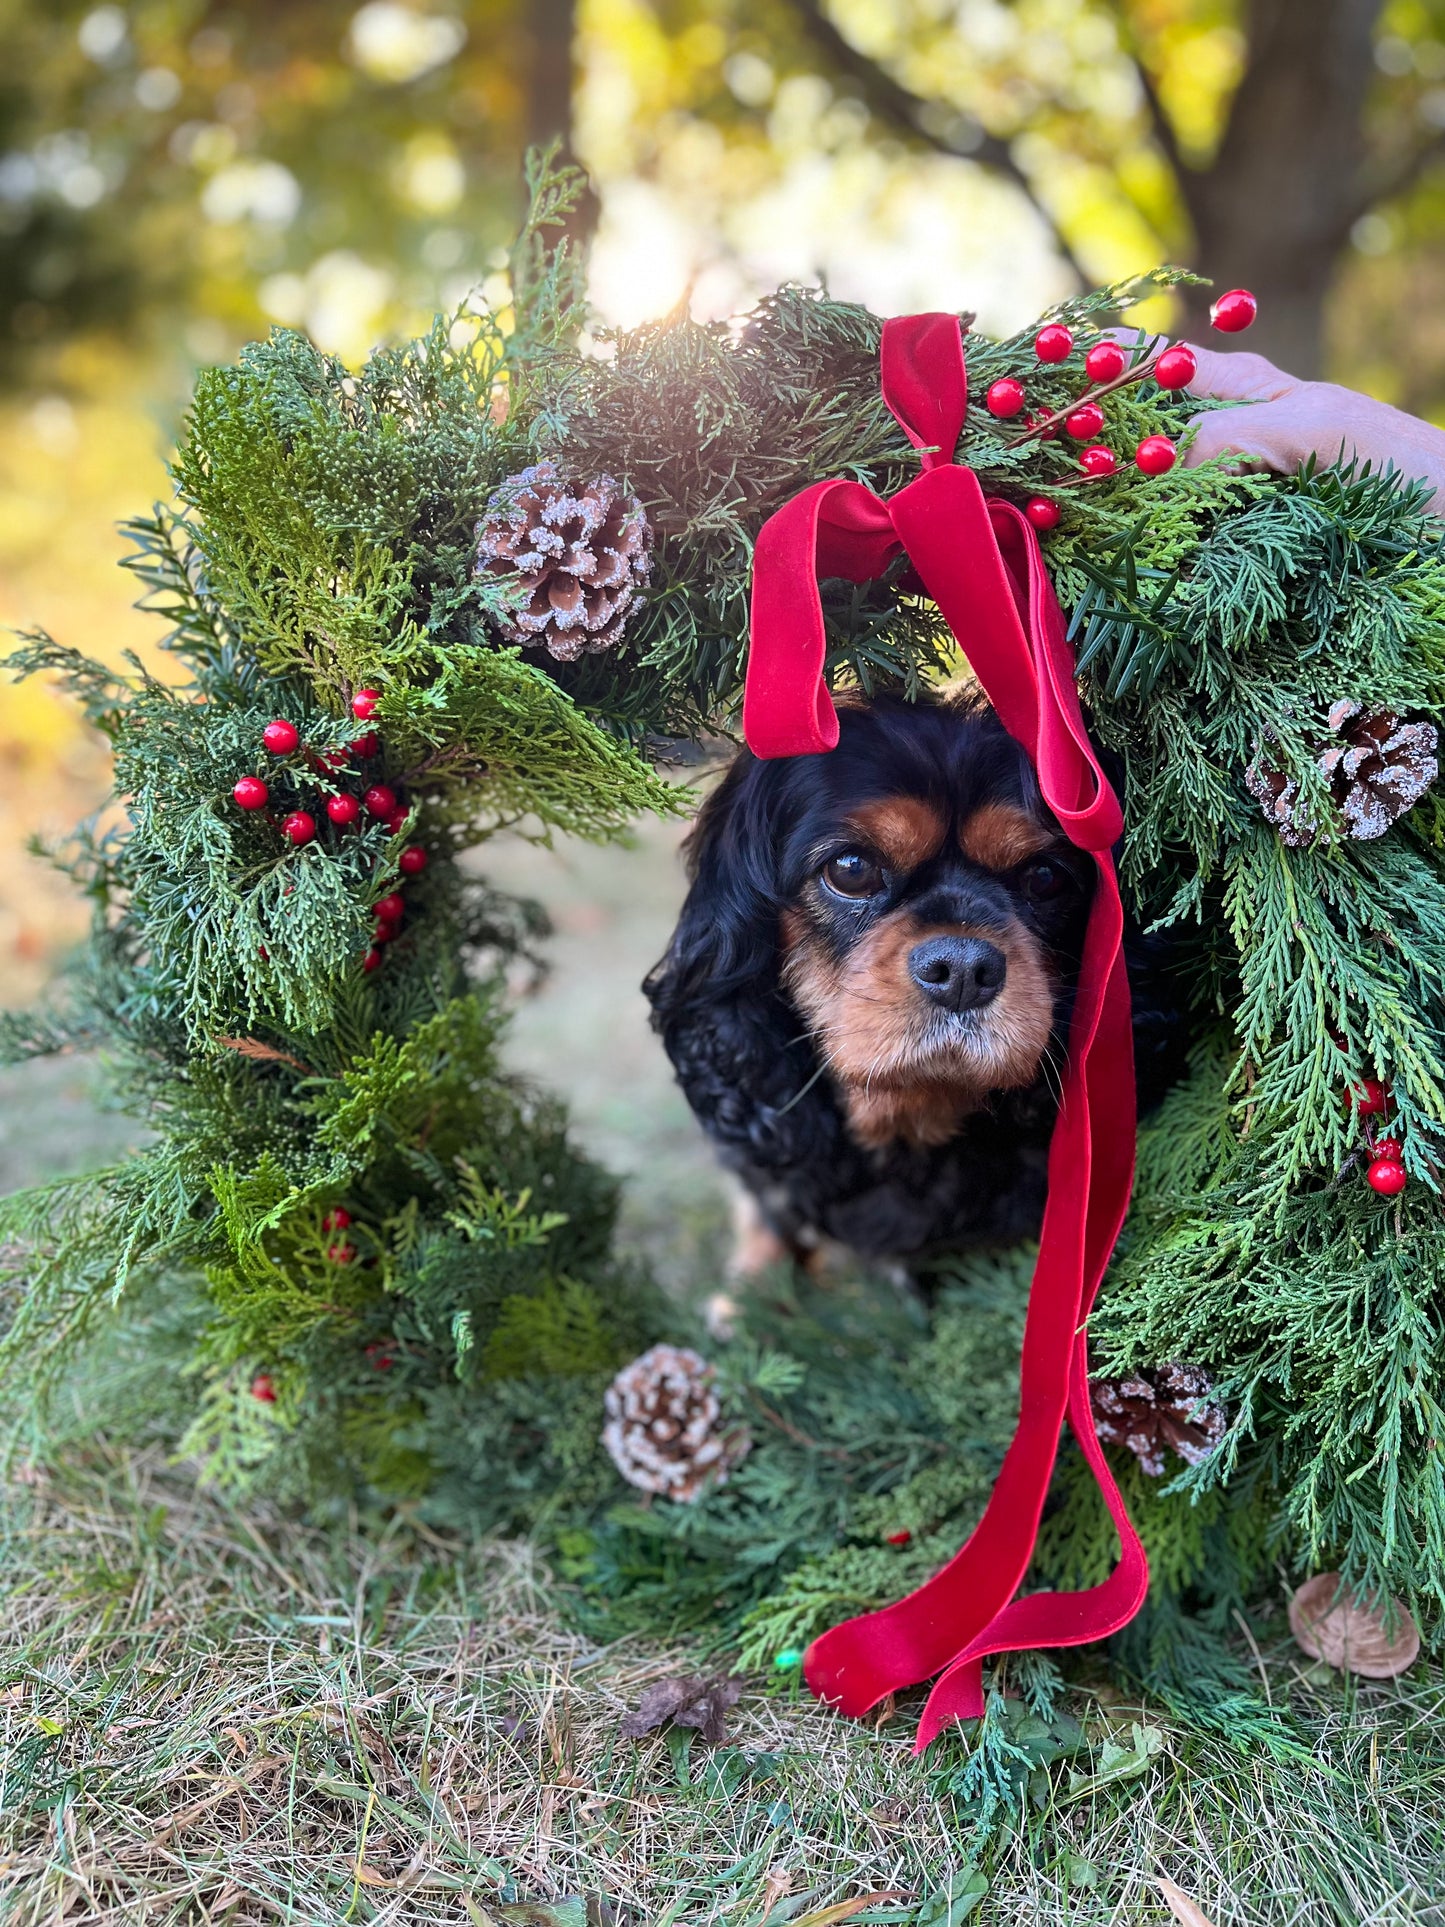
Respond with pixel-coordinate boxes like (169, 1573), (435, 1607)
(1318, 701), (1437, 840)
(1243, 758), (1314, 848)
(474, 463), (653, 662)
(602, 1344), (750, 1503)
(1089, 1363), (1226, 1477)
(1246, 703), (1437, 847)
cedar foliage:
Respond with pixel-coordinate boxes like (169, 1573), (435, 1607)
(5, 156), (1445, 1724)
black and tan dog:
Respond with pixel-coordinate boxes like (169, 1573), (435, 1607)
(645, 693), (1187, 1273)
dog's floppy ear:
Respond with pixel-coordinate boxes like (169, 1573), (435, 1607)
(645, 752), (838, 1169)
(645, 750), (789, 1018)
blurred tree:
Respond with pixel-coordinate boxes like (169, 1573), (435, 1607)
(0, 0), (527, 382)
(576, 0), (1445, 383)
(4, 0), (1445, 399)
(783, 0), (1445, 375)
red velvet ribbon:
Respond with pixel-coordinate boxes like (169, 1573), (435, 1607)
(742, 313), (1147, 1753)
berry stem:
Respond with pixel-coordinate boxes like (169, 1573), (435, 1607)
(1001, 333), (1170, 448)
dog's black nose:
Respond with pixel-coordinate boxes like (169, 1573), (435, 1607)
(908, 935), (1007, 1013)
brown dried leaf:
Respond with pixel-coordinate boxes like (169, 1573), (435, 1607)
(1157, 1878), (1216, 1927)
(1288, 1572), (1421, 1678)
(792, 1895), (908, 1927)
(215, 1035), (312, 1073)
(618, 1672), (742, 1747)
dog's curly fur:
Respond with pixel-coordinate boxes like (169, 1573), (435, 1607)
(644, 694), (1190, 1268)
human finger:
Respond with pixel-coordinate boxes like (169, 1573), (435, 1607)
(1181, 408), (1294, 472)
(1180, 344), (1298, 403)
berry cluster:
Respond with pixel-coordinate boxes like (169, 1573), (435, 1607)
(248, 1205), (401, 1400)
(981, 289), (1257, 532)
(1349, 1076), (1409, 1197)
(229, 688), (429, 974)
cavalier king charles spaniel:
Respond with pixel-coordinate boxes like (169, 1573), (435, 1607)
(645, 693), (1188, 1275)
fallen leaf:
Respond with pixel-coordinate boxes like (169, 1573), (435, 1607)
(619, 1673), (743, 1747)
(915, 1867), (989, 1927)
(354, 1865), (393, 1889)
(1060, 1721), (1166, 1803)
(1288, 1572), (1420, 1678)
(791, 1892), (907, 1927)
(496, 1900), (615, 1927)
(1158, 1876), (1216, 1927)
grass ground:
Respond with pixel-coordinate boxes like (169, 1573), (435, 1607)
(3, 820), (1445, 1924)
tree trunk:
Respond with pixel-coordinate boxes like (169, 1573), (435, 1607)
(1175, 0), (1385, 375)
(525, 0), (576, 154)
(521, 0), (599, 253)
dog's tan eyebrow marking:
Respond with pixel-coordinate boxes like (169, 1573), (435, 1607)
(959, 802), (1055, 871)
(845, 797), (945, 871)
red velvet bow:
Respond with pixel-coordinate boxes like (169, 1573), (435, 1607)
(742, 313), (1147, 1753)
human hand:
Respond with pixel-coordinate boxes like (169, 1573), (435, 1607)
(1179, 341), (1445, 513)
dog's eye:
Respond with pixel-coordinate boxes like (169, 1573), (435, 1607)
(822, 851), (885, 899)
(1019, 857), (1071, 901)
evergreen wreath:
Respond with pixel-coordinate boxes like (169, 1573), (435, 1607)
(5, 155), (1445, 1745)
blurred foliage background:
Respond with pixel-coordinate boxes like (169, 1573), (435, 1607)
(5, 0), (1445, 999)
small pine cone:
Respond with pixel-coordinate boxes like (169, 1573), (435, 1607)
(1318, 701), (1437, 841)
(1243, 759), (1315, 848)
(602, 1344), (751, 1503)
(1247, 703), (1438, 847)
(1089, 1362), (1226, 1477)
(474, 462), (653, 662)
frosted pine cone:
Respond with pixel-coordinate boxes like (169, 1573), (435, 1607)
(1090, 1363), (1226, 1477)
(602, 1344), (750, 1503)
(474, 463), (653, 662)
(1243, 758), (1313, 848)
(1318, 701), (1437, 840)
(1247, 703), (1437, 847)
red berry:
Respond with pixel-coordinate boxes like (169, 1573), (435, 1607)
(1024, 412), (1060, 441)
(320, 748), (350, 771)
(327, 793), (361, 826)
(1135, 434), (1178, 476)
(372, 919), (396, 945)
(386, 808), (410, 836)
(375, 892), (405, 924)
(262, 719), (299, 755)
(1367, 1158), (1408, 1197)
(1210, 289), (1257, 333)
(327, 1241), (357, 1264)
(363, 785), (398, 820)
(352, 689), (381, 720)
(885, 1528), (912, 1547)
(985, 377), (1026, 419)
(364, 1341), (394, 1371)
(349, 732), (380, 759)
(233, 776), (269, 811)
(1372, 1137), (1403, 1163)
(1078, 444), (1118, 478)
(1349, 1077), (1389, 1117)
(362, 947), (384, 973)
(1084, 340), (1127, 384)
(322, 1207), (352, 1232)
(1153, 343), (1197, 391)
(282, 810), (316, 845)
(1034, 323), (1074, 363)
(1025, 497), (1062, 530)
(398, 846), (428, 876)
(250, 1373), (277, 1403)
(1065, 401), (1105, 440)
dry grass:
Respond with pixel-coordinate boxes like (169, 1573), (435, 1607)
(2, 1445), (1444, 1927)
